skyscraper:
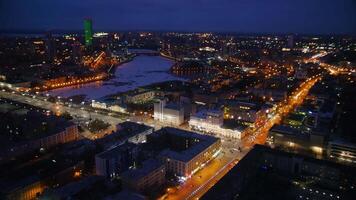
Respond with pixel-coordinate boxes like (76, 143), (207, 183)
(45, 31), (56, 63)
(287, 35), (294, 49)
(84, 19), (93, 46)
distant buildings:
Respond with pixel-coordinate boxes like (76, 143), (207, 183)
(45, 31), (56, 62)
(71, 41), (83, 64)
(248, 87), (287, 102)
(171, 61), (210, 76)
(84, 19), (93, 46)
(294, 67), (308, 80)
(154, 99), (184, 126)
(287, 35), (295, 49)
(125, 90), (157, 104)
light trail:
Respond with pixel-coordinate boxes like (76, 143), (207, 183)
(242, 75), (321, 148)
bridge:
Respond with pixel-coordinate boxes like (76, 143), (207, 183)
(128, 49), (159, 56)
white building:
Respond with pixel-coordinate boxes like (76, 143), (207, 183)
(154, 99), (184, 126)
(91, 101), (107, 109)
(91, 100), (127, 113)
(189, 110), (245, 139)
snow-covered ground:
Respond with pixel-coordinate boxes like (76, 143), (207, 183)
(46, 56), (184, 100)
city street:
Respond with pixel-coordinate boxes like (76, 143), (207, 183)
(160, 75), (322, 200)
(159, 140), (246, 200)
(242, 75), (321, 147)
(0, 74), (321, 199)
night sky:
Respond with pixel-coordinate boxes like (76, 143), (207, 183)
(1, 0), (355, 34)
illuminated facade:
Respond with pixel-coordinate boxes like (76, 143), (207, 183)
(91, 100), (127, 113)
(267, 125), (325, 157)
(42, 72), (107, 90)
(125, 90), (156, 103)
(84, 19), (93, 46)
(328, 140), (356, 164)
(189, 110), (245, 139)
(153, 99), (184, 126)
(149, 128), (221, 179)
(223, 100), (260, 123)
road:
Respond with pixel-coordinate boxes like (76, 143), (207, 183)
(242, 75), (321, 148)
(305, 51), (355, 76)
(164, 75), (322, 200)
(159, 140), (246, 200)
(0, 90), (124, 139)
(0, 71), (322, 200)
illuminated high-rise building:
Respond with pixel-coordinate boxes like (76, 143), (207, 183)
(84, 19), (93, 46)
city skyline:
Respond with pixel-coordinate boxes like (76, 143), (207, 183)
(0, 1), (355, 199)
(1, 0), (356, 35)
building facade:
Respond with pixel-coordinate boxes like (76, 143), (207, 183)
(150, 128), (222, 179)
(84, 19), (93, 46)
(327, 140), (356, 165)
(154, 99), (184, 126)
(189, 110), (245, 139)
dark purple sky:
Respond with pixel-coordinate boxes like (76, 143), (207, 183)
(1, 0), (355, 34)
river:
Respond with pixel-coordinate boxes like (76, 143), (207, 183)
(47, 55), (184, 100)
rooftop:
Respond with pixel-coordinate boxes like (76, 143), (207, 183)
(270, 125), (309, 139)
(96, 142), (137, 160)
(104, 190), (146, 200)
(97, 121), (152, 148)
(155, 127), (220, 162)
(0, 99), (75, 144)
(121, 158), (164, 181)
(193, 109), (222, 119)
(202, 145), (356, 200)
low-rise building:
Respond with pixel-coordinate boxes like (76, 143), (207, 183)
(327, 139), (356, 165)
(202, 145), (356, 200)
(91, 100), (127, 113)
(0, 103), (80, 161)
(189, 109), (245, 139)
(154, 99), (184, 126)
(125, 90), (157, 104)
(95, 143), (139, 178)
(121, 159), (166, 193)
(223, 100), (261, 123)
(248, 87), (287, 102)
(148, 127), (221, 179)
(267, 125), (325, 157)
(96, 122), (153, 149)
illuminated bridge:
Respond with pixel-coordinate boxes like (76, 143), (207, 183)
(128, 49), (159, 56)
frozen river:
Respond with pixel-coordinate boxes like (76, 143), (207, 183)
(47, 55), (184, 100)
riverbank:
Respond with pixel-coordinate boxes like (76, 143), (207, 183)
(46, 55), (184, 100)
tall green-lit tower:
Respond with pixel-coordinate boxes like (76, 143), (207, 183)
(84, 19), (93, 46)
